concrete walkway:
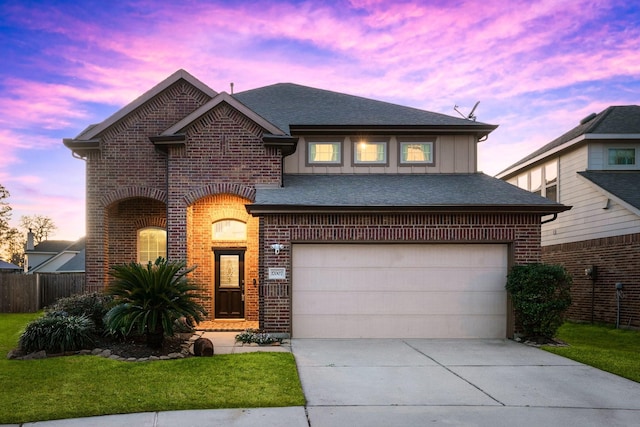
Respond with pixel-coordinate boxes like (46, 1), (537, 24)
(4, 337), (640, 426)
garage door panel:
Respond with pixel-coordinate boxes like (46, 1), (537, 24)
(294, 291), (506, 316)
(293, 314), (507, 339)
(292, 244), (508, 339)
(294, 267), (505, 293)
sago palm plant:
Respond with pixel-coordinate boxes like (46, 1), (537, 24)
(105, 258), (208, 349)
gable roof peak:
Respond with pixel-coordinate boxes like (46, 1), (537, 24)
(72, 69), (217, 141)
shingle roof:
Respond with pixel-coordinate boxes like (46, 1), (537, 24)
(249, 174), (568, 213)
(31, 240), (74, 253)
(57, 249), (85, 272)
(578, 171), (640, 211)
(499, 105), (640, 175)
(234, 83), (496, 135)
(0, 259), (21, 270)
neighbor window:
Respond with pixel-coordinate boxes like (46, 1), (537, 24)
(308, 141), (341, 164)
(400, 142), (434, 164)
(137, 227), (166, 264)
(354, 140), (387, 164)
(608, 148), (635, 165)
(512, 159), (558, 201)
(212, 219), (246, 241)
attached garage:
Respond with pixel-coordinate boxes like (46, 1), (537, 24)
(291, 243), (509, 339)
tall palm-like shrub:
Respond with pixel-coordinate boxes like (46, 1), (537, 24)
(105, 258), (208, 349)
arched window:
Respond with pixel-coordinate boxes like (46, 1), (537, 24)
(137, 227), (167, 264)
(212, 220), (246, 241)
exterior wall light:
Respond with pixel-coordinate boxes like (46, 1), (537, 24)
(270, 243), (285, 255)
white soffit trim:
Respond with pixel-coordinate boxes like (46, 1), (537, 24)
(77, 70), (217, 141)
(576, 173), (640, 217)
(161, 92), (285, 136)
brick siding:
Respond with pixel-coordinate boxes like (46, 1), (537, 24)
(543, 233), (640, 328)
(258, 212), (543, 333)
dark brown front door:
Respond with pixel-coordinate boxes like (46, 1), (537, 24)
(214, 250), (245, 318)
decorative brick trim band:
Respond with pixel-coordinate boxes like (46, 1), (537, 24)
(100, 186), (167, 207)
(183, 184), (256, 205)
(543, 232), (640, 253)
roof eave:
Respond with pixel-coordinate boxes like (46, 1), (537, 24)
(63, 138), (100, 158)
(289, 124), (498, 138)
(246, 204), (570, 215)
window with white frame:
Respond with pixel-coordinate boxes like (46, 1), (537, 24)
(354, 140), (387, 165)
(608, 148), (636, 166)
(399, 141), (434, 164)
(137, 227), (166, 264)
(308, 141), (341, 164)
(512, 159), (558, 201)
(212, 219), (246, 241)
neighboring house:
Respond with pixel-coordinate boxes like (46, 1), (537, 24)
(24, 235), (86, 274)
(63, 69), (567, 339)
(497, 106), (640, 328)
(0, 259), (22, 273)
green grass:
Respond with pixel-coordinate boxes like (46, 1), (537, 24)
(0, 313), (305, 424)
(542, 322), (640, 383)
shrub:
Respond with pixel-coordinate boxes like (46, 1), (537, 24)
(235, 329), (282, 345)
(46, 292), (114, 332)
(105, 258), (208, 349)
(506, 263), (572, 340)
(19, 313), (95, 354)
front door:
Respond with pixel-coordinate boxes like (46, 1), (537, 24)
(214, 250), (245, 318)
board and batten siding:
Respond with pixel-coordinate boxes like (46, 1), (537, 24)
(542, 144), (640, 246)
(284, 135), (477, 174)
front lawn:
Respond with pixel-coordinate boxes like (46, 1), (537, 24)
(542, 322), (640, 383)
(0, 313), (305, 424)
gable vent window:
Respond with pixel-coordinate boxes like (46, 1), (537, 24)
(608, 148), (636, 166)
(137, 227), (167, 264)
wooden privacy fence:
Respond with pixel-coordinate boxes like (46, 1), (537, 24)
(0, 273), (86, 313)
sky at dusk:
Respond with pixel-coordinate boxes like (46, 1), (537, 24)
(1, 0), (639, 241)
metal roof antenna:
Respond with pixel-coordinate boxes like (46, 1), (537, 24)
(454, 101), (480, 121)
(468, 101), (480, 121)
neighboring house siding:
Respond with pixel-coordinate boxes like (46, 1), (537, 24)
(588, 141), (640, 170)
(542, 145), (640, 246)
(259, 212), (542, 333)
(284, 135), (476, 174)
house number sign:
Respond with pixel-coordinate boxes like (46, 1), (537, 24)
(268, 268), (286, 280)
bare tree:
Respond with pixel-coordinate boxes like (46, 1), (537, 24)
(0, 184), (11, 242)
(20, 214), (57, 245)
(3, 227), (24, 266)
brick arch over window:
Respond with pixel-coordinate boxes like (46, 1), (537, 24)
(101, 186), (167, 207)
(133, 216), (167, 230)
(183, 183), (255, 206)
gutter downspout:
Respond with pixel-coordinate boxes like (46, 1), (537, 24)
(540, 213), (558, 224)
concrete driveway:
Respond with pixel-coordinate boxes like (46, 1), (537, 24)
(293, 339), (640, 427)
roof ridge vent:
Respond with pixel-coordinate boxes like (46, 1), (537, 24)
(580, 112), (597, 125)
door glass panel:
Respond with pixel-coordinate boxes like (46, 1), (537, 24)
(219, 255), (239, 288)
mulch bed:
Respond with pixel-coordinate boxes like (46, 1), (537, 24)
(92, 334), (190, 358)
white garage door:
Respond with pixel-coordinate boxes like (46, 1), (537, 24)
(292, 244), (508, 339)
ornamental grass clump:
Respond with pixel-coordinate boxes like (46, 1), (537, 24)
(506, 263), (572, 341)
(19, 312), (95, 354)
(104, 258), (208, 349)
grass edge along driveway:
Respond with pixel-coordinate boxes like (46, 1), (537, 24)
(542, 321), (640, 383)
(0, 313), (305, 424)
